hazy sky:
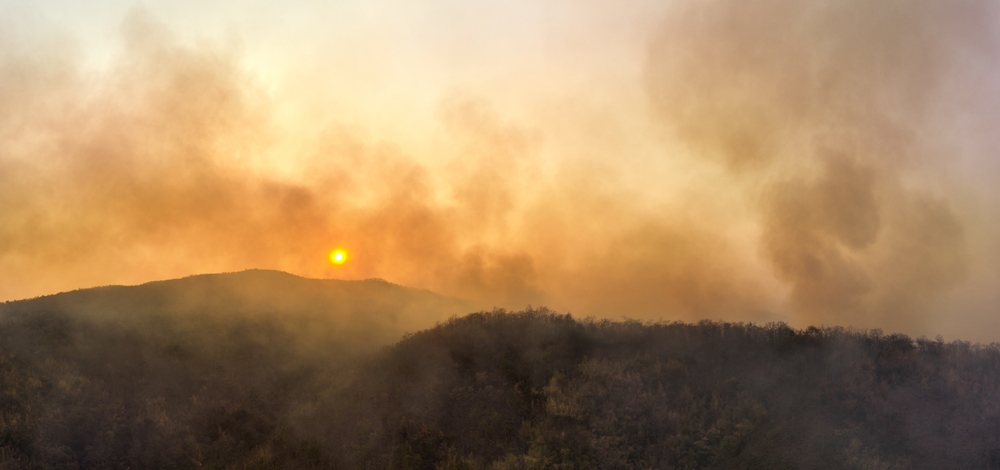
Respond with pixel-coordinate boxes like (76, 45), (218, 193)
(3, 0), (1000, 340)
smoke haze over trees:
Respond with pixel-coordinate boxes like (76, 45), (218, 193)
(5, 0), (1000, 465)
(3, 272), (1000, 468)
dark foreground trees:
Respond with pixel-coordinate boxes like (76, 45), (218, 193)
(332, 310), (1000, 469)
(3, 304), (1000, 469)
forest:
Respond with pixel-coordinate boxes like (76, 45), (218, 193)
(2, 271), (1000, 469)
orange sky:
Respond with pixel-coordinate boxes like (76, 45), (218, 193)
(3, 0), (1000, 340)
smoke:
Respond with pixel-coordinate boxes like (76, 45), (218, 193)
(646, 0), (1000, 332)
(2, 3), (1000, 339)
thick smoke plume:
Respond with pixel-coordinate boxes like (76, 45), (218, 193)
(2, 3), (1000, 340)
(647, 0), (1000, 334)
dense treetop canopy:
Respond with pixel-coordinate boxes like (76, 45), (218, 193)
(2, 272), (1000, 469)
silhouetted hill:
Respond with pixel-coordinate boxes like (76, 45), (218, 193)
(0, 270), (474, 469)
(2, 279), (1000, 469)
(1, 269), (475, 349)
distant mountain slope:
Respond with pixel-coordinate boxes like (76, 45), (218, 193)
(0, 270), (476, 469)
(0, 269), (476, 349)
(3, 278), (1000, 469)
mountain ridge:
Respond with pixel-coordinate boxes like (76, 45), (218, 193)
(2, 269), (438, 306)
(3, 272), (1000, 468)
(0, 269), (478, 350)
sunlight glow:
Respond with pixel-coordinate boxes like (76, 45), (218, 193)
(329, 249), (348, 265)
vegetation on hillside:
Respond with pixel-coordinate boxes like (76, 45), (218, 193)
(333, 310), (1000, 469)
(2, 274), (1000, 469)
(0, 270), (469, 469)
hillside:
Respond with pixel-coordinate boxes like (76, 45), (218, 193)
(333, 311), (1000, 469)
(0, 269), (476, 350)
(2, 278), (1000, 469)
(0, 270), (474, 468)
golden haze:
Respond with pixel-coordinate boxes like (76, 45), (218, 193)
(2, 1), (1000, 341)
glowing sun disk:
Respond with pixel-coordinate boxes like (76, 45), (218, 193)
(329, 249), (348, 265)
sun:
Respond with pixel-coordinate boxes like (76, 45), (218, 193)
(329, 249), (348, 265)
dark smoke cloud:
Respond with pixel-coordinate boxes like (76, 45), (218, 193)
(646, 0), (1000, 332)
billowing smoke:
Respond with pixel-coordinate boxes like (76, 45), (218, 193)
(646, 0), (1000, 333)
(2, 2), (1000, 340)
